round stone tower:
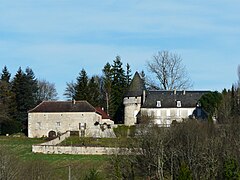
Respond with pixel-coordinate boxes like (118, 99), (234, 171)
(123, 72), (145, 126)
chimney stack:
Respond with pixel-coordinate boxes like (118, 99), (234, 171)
(183, 90), (186, 95)
(72, 99), (76, 105)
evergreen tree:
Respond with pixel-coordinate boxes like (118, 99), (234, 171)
(0, 66), (20, 134)
(110, 56), (127, 123)
(74, 69), (89, 101)
(102, 62), (112, 114)
(0, 66), (17, 119)
(12, 67), (38, 133)
(1, 66), (11, 82)
(25, 67), (38, 110)
(88, 76), (101, 107)
(126, 63), (132, 86)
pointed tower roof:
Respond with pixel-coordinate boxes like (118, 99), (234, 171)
(125, 72), (145, 97)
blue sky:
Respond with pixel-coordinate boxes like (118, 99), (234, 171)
(0, 0), (239, 99)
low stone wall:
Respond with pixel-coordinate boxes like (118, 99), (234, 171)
(40, 131), (71, 146)
(32, 145), (123, 155)
(32, 130), (128, 155)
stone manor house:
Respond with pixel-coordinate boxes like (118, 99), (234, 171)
(123, 72), (208, 126)
(28, 72), (208, 138)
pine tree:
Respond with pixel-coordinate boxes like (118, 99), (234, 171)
(88, 76), (101, 107)
(110, 56), (127, 123)
(12, 67), (38, 134)
(0, 67), (17, 119)
(1, 66), (11, 82)
(126, 63), (132, 86)
(102, 62), (112, 114)
(74, 69), (89, 101)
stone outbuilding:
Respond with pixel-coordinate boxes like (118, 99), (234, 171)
(28, 100), (115, 138)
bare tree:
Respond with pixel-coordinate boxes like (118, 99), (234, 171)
(64, 81), (76, 100)
(0, 146), (22, 180)
(36, 79), (58, 102)
(147, 51), (192, 90)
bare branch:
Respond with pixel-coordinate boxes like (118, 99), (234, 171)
(147, 51), (193, 90)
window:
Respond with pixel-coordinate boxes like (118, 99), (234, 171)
(177, 101), (181, 107)
(79, 123), (86, 130)
(156, 101), (161, 107)
(56, 122), (61, 126)
(36, 122), (41, 130)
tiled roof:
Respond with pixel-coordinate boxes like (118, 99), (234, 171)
(142, 90), (209, 108)
(28, 101), (96, 113)
(95, 107), (112, 120)
(125, 71), (145, 97)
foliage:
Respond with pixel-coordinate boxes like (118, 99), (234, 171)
(12, 67), (38, 134)
(223, 158), (240, 180)
(178, 163), (193, 180)
(199, 91), (222, 117)
(109, 56), (128, 122)
(0, 115), (21, 135)
(74, 68), (89, 101)
(113, 125), (136, 137)
(84, 168), (104, 180)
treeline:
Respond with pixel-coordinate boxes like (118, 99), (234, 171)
(199, 85), (240, 123)
(64, 56), (133, 123)
(0, 66), (57, 135)
(111, 121), (240, 179)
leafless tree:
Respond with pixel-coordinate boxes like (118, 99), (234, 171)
(37, 79), (58, 102)
(22, 160), (53, 180)
(147, 51), (193, 90)
(0, 146), (22, 180)
(64, 81), (76, 100)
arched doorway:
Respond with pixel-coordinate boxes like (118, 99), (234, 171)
(48, 130), (56, 138)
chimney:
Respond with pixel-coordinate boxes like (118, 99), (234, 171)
(183, 90), (186, 95)
(72, 99), (76, 105)
(142, 90), (146, 104)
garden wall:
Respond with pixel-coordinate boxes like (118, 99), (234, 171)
(32, 130), (127, 155)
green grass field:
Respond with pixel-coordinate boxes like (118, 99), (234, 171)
(0, 135), (111, 179)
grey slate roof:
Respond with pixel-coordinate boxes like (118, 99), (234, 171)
(142, 90), (209, 108)
(28, 101), (96, 113)
(125, 72), (146, 97)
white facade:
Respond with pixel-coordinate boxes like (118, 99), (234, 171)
(141, 107), (195, 127)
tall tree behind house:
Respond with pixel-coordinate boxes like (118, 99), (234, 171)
(74, 68), (89, 101)
(12, 67), (38, 132)
(110, 56), (128, 123)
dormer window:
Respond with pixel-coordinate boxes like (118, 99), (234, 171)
(156, 101), (161, 107)
(177, 100), (181, 107)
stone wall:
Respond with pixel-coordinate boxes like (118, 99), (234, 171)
(32, 130), (124, 155)
(32, 145), (122, 155)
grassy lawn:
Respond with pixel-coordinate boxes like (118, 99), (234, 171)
(59, 136), (133, 147)
(0, 135), (111, 179)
